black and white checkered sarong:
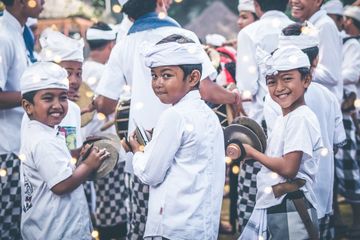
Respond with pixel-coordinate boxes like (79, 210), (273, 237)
(127, 174), (149, 240)
(318, 214), (335, 240)
(0, 153), (22, 240)
(335, 115), (360, 203)
(237, 160), (261, 233)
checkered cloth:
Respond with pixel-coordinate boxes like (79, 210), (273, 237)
(127, 174), (149, 240)
(0, 153), (22, 240)
(319, 214), (335, 240)
(94, 160), (128, 227)
(335, 115), (360, 203)
(237, 160), (261, 232)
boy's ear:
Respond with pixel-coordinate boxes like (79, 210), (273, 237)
(188, 70), (201, 88)
(303, 73), (312, 88)
(22, 99), (34, 116)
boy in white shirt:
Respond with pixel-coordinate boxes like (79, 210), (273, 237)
(19, 62), (109, 239)
(128, 36), (225, 239)
(240, 46), (322, 239)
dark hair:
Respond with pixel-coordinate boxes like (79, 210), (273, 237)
(156, 34), (195, 45)
(22, 90), (38, 104)
(2, 0), (14, 6)
(347, 16), (360, 31)
(298, 67), (311, 79)
(301, 46), (319, 65)
(179, 64), (202, 89)
(251, 12), (259, 21)
(255, 0), (288, 12)
(122, 0), (157, 20)
(87, 22), (115, 50)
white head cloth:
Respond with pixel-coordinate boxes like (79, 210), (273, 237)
(238, 0), (255, 13)
(321, 0), (344, 15)
(39, 28), (84, 63)
(344, 5), (360, 22)
(86, 28), (117, 41)
(118, 0), (128, 5)
(21, 62), (69, 95)
(256, 45), (310, 76)
(278, 21), (319, 50)
(205, 34), (226, 47)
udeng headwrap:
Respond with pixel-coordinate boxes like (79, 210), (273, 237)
(344, 5), (360, 22)
(238, 0), (255, 13)
(21, 62), (69, 95)
(278, 21), (319, 50)
(86, 28), (117, 41)
(256, 45), (310, 77)
(321, 0), (344, 16)
(205, 34), (226, 47)
(39, 28), (84, 63)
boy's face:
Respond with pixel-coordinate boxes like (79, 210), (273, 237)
(23, 88), (68, 127)
(266, 69), (310, 115)
(59, 61), (82, 102)
(151, 66), (200, 105)
(290, 0), (323, 22)
(238, 11), (256, 30)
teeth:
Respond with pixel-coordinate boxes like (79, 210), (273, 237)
(50, 113), (61, 117)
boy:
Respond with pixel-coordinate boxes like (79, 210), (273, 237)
(19, 61), (109, 239)
(240, 45), (322, 239)
(128, 37), (225, 239)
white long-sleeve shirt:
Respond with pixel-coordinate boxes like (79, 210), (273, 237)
(132, 90), (225, 239)
(309, 10), (343, 102)
(235, 10), (293, 123)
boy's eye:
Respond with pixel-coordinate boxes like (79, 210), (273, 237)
(76, 72), (82, 78)
(60, 95), (68, 101)
(151, 74), (157, 81)
(266, 79), (275, 85)
(42, 96), (53, 102)
(284, 77), (293, 81)
(161, 73), (173, 79)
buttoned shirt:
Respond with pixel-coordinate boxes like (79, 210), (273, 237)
(133, 90), (225, 239)
(235, 11), (293, 123)
(0, 10), (28, 154)
(309, 10), (343, 102)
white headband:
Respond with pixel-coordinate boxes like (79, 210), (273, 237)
(344, 6), (360, 22)
(39, 28), (84, 63)
(21, 62), (69, 95)
(278, 21), (319, 50)
(205, 34), (226, 47)
(321, 0), (344, 16)
(257, 45), (310, 76)
(238, 0), (255, 13)
(86, 28), (117, 41)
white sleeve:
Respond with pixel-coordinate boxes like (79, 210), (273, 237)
(342, 40), (360, 86)
(263, 94), (281, 135)
(74, 104), (83, 148)
(236, 30), (259, 95)
(332, 99), (346, 145)
(313, 24), (342, 87)
(132, 109), (183, 186)
(96, 43), (127, 100)
(0, 36), (12, 90)
(33, 140), (73, 189)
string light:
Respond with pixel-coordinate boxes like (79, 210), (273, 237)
(112, 4), (122, 13)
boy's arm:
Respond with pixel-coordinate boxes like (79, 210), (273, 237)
(243, 144), (302, 179)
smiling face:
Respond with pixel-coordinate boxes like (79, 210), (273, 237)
(266, 69), (311, 116)
(238, 10), (256, 30)
(23, 88), (69, 127)
(59, 61), (82, 101)
(289, 0), (323, 22)
(151, 65), (200, 105)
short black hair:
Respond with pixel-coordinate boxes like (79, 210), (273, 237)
(179, 64), (202, 89)
(156, 34), (195, 45)
(22, 90), (38, 104)
(2, 0), (14, 6)
(255, 0), (288, 13)
(122, 0), (157, 20)
(298, 67), (311, 79)
(87, 22), (115, 51)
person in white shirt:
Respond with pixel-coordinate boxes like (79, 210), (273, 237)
(235, 0), (293, 232)
(0, 0), (44, 238)
(128, 36), (225, 240)
(19, 62), (109, 240)
(263, 22), (346, 240)
(91, 0), (240, 237)
(240, 45), (322, 240)
(290, 0), (343, 103)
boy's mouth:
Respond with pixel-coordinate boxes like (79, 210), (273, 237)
(49, 111), (64, 118)
(275, 93), (290, 99)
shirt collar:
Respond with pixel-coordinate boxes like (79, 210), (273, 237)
(309, 9), (326, 24)
(176, 90), (201, 105)
(260, 10), (289, 20)
(2, 10), (24, 33)
(28, 120), (59, 136)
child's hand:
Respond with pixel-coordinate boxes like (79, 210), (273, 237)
(129, 131), (142, 153)
(83, 146), (110, 171)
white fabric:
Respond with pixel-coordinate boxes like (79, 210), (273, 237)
(344, 6), (360, 22)
(205, 33), (226, 47)
(308, 10), (343, 102)
(20, 120), (91, 240)
(21, 100), (83, 150)
(238, 0), (255, 13)
(0, 10), (28, 155)
(132, 90), (225, 239)
(20, 62), (69, 94)
(256, 45), (310, 77)
(342, 34), (360, 95)
(118, 0), (128, 5)
(86, 28), (116, 41)
(26, 17), (38, 27)
(238, 209), (267, 240)
(236, 10), (293, 123)
(278, 22), (320, 49)
(263, 82), (345, 218)
(39, 28), (84, 63)
(256, 105), (322, 211)
(321, 0), (344, 16)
